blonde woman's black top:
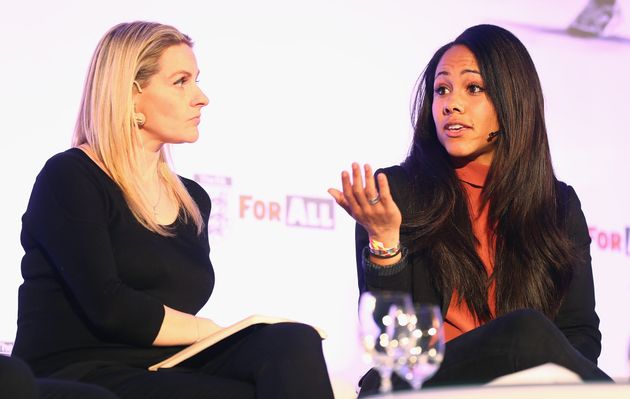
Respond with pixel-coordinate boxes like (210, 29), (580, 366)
(13, 148), (214, 378)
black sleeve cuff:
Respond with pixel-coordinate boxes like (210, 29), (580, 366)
(362, 246), (409, 277)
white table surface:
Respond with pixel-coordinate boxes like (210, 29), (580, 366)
(372, 382), (630, 399)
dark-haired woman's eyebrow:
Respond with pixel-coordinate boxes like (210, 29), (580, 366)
(436, 68), (480, 79)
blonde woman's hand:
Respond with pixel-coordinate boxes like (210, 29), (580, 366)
(328, 163), (402, 246)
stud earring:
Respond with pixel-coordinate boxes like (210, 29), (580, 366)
(134, 112), (146, 128)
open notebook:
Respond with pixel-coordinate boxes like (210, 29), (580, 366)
(148, 315), (327, 371)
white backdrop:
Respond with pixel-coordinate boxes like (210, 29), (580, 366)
(1, 0), (629, 394)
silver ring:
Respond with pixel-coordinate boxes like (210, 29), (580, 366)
(367, 193), (380, 205)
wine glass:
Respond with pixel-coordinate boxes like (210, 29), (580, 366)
(358, 290), (414, 393)
(396, 304), (445, 390)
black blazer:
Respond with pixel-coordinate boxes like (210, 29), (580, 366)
(355, 165), (602, 364)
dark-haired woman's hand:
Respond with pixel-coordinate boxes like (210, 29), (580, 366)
(328, 163), (402, 250)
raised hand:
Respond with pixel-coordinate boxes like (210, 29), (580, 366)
(328, 163), (402, 248)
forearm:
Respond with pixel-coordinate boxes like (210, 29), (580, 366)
(152, 305), (222, 346)
(363, 247), (411, 292)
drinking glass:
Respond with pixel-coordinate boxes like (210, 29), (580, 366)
(358, 290), (414, 393)
(396, 304), (445, 390)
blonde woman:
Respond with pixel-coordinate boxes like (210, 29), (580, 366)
(13, 21), (334, 399)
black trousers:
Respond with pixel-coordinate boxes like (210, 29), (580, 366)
(358, 309), (612, 396)
(78, 322), (334, 399)
(0, 355), (117, 399)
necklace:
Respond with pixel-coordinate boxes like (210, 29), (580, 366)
(141, 167), (162, 218)
(152, 182), (162, 217)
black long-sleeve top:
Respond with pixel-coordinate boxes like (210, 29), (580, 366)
(13, 148), (214, 377)
(355, 165), (602, 364)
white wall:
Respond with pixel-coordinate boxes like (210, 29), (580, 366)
(1, 0), (629, 392)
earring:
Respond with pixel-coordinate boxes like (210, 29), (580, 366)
(134, 112), (146, 128)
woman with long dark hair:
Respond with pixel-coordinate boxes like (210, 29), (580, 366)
(329, 24), (611, 394)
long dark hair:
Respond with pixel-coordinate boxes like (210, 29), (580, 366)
(402, 24), (574, 322)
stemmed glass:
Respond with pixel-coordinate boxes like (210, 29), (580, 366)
(396, 304), (445, 390)
(358, 291), (414, 393)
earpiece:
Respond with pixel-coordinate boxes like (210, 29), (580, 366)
(133, 81), (143, 93)
(487, 130), (503, 142)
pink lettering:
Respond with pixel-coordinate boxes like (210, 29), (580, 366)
(239, 195), (253, 218)
(253, 201), (266, 220)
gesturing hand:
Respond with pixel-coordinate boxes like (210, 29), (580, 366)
(328, 163), (402, 246)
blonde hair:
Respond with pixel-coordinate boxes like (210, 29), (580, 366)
(72, 21), (203, 236)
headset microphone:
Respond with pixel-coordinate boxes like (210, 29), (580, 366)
(487, 130), (503, 142)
